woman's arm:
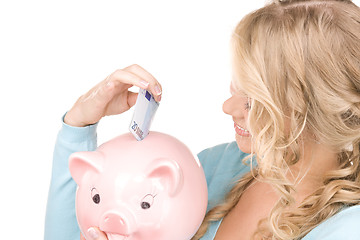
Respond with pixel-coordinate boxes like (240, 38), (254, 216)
(44, 65), (162, 240)
(44, 118), (98, 240)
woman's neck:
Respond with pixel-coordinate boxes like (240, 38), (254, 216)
(288, 139), (339, 203)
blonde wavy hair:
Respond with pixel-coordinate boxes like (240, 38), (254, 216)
(192, 0), (360, 239)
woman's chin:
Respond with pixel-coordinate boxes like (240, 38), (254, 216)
(235, 134), (253, 154)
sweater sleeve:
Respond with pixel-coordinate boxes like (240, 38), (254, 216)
(44, 116), (98, 240)
(303, 205), (360, 240)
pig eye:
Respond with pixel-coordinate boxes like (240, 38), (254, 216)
(141, 194), (155, 209)
(91, 188), (100, 204)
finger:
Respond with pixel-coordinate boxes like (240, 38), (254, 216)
(123, 64), (162, 101)
(109, 69), (161, 102)
(103, 90), (138, 116)
(87, 227), (109, 240)
(109, 69), (151, 91)
(80, 233), (86, 240)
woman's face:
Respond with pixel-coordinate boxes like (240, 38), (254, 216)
(223, 82), (253, 153)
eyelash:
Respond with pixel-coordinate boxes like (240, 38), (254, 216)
(245, 98), (251, 110)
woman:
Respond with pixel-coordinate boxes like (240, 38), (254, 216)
(45, 0), (360, 239)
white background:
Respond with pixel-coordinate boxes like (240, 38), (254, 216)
(1, 0), (359, 239)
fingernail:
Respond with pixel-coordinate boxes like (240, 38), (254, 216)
(155, 85), (162, 96)
(87, 227), (99, 239)
(140, 80), (149, 88)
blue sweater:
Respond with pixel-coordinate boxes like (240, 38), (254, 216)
(44, 119), (360, 239)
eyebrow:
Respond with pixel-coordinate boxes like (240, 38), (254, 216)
(230, 82), (248, 97)
(230, 84), (235, 94)
(230, 81), (239, 94)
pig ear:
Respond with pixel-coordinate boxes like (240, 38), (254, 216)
(146, 158), (184, 197)
(69, 151), (104, 185)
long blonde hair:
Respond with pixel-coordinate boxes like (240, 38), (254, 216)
(192, 0), (360, 239)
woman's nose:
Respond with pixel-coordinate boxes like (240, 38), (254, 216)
(223, 95), (247, 118)
(222, 97), (233, 116)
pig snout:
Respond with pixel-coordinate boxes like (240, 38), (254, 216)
(99, 210), (137, 236)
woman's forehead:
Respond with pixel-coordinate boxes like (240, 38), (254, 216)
(230, 80), (246, 95)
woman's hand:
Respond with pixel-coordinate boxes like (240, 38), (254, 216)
(65, 64), (162, 127)
(80, 227), (108, 240)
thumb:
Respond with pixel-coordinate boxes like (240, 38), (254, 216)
(80, 232), (86, 240)
(86, 227), (108, 240)
(127, 91), (139, 108)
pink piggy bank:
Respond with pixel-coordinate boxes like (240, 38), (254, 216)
(69, 131), (207, 240)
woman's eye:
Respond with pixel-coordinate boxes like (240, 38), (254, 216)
(141, 194), (155, 210)
(91, 188), (100, 204)
(245, 98), (252, 110)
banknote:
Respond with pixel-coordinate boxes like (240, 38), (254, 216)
(129, 88), (160, 141)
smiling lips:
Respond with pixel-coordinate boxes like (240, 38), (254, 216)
(234, 123), (252, 137)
